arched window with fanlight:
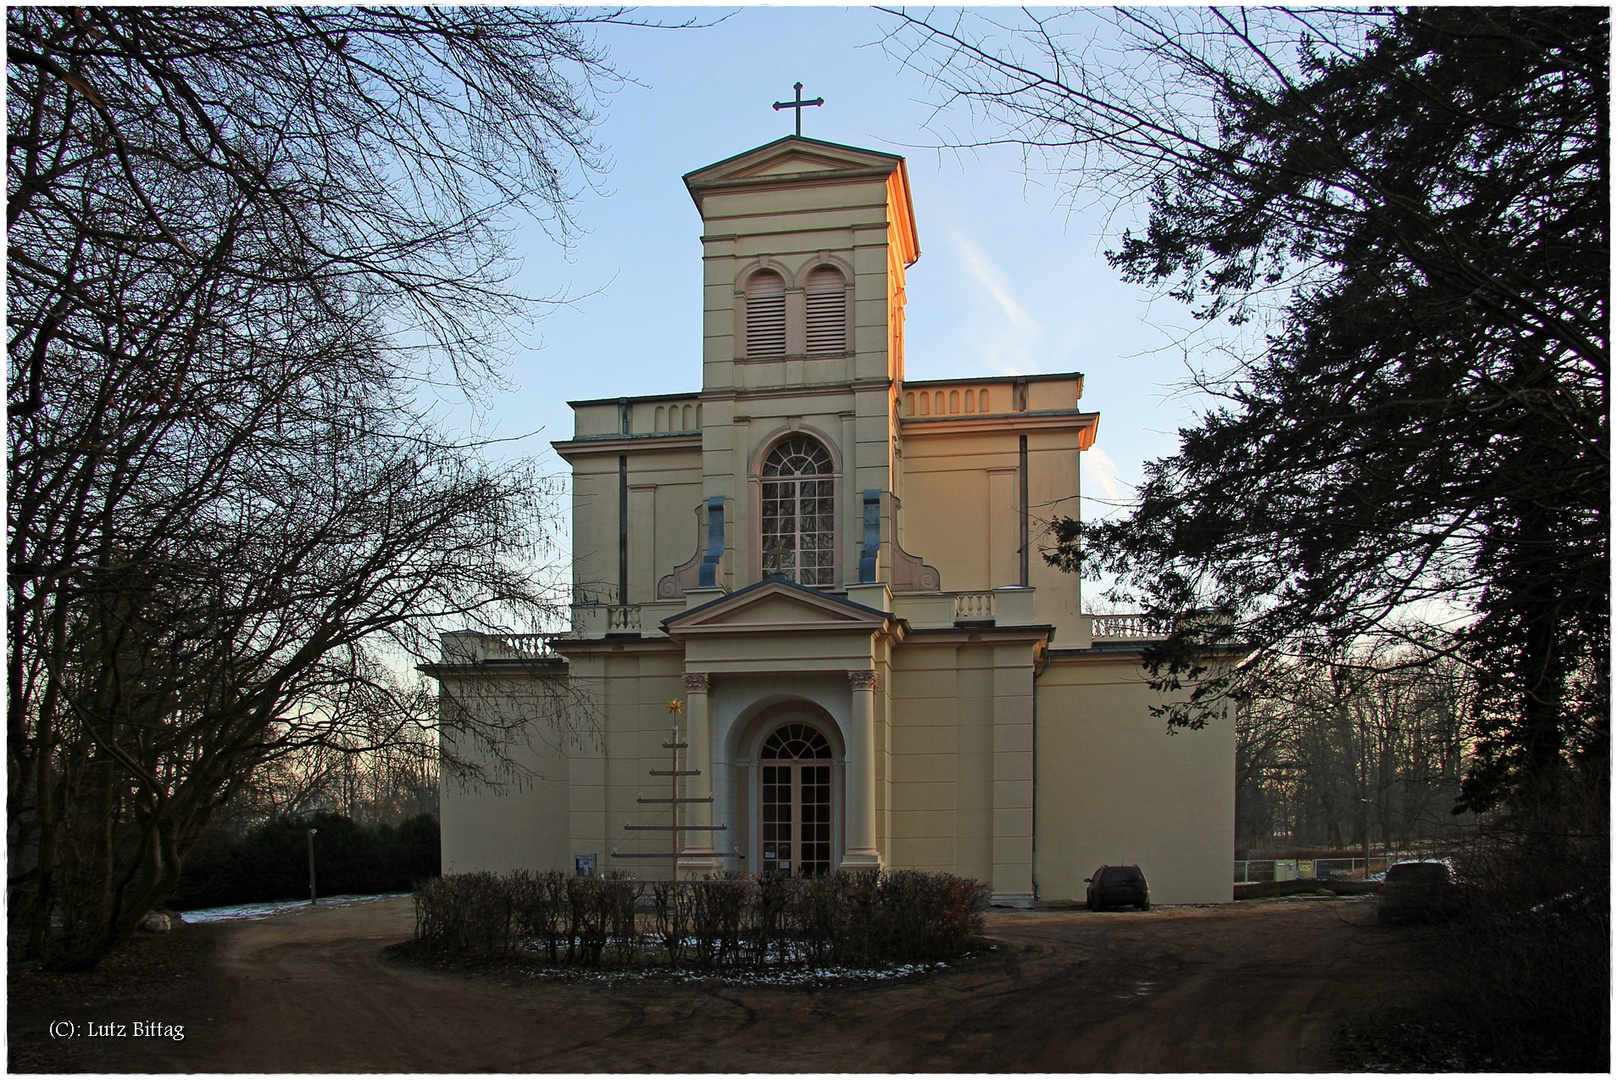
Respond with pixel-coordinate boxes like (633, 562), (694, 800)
(761, 437), (835, 587)
(759, 723), (834, 877)
(745, 270), (786, 357)
(804, 266), (846, 354)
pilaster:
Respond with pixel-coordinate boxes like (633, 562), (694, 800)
(990, 647), (1035, 905)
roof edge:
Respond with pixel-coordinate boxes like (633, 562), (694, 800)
(682, 135), (904, 188)
(663, 576), (895, 628)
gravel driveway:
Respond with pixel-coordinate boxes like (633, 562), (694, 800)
(11, 892), (1438, 1072)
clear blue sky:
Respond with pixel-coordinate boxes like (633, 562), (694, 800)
(477, 7), (1208, 542)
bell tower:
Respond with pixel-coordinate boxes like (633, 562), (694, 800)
(682, 136), (920, 591)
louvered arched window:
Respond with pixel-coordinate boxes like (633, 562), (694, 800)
(745, 270), (786, 357)
(804, 267), (846, 354)
(761, 437), (835, 587)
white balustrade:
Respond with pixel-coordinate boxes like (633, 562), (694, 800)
(607, 605), (642, 632)
(953, 591), (995, 622)
(1089, 614), (1170, 641)
(477, 633), (557, 661)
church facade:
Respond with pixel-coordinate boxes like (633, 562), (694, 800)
(430, 136), (1234, 906)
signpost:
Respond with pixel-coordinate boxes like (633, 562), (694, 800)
(307, 827), (318, 903)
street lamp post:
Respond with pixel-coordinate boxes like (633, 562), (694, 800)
(1359, 797), (1372, 878)
(307, 827), (318, 903)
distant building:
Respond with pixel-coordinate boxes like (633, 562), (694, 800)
(427, 135), (1234, 905)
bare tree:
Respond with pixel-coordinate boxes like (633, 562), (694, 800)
(885, 19), (1607, 1058)
(884, 8), (1607, 817)
(216, 712), (442, 830)
(8, 7), (624, 969)
(1236, 646), (1470, 853)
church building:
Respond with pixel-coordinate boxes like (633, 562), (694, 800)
(430, 135), (1234, 906)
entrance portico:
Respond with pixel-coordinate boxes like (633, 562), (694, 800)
(668, 578), (897, 874)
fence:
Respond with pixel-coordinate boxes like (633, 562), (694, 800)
(1233, 855), (1420, 883)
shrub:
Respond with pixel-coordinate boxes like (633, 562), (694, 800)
(1440, 809), (1609, 1070)
(412, 868), (989, 971)
(387, 814), (443, 886)
(169, 812), (440, 910)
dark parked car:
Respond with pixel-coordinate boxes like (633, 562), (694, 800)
(1377, 860), (1464, 924)
(1085, 865), (1150, 911)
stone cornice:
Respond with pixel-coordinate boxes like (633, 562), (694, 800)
(417, 659), (567, 678)
(550, 637), (683, 658)
(901, 410), (1099, 450)
(904, 371), (1083, 389)
(551, 431), (702, 460)
(902, 625), (1054, 647)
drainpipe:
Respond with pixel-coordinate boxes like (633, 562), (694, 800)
(1031, 644), (1050, 904)
(1018, 435), (1029, 587)
(618, 454), (628, 605)
(619, 399), (630, 605)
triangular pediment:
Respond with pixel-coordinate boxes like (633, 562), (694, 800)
(664, 579), (890, 636)
(684, 135), (919, 267)
(736, 149), (878, 179)
(684, 136), (902, 190)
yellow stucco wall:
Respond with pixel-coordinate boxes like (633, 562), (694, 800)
(889, 642), (991, 877)
(887, 640), (1034, 897)
(1034, 653), (1236, 905)
(436, 672), (574, 875)
(437, 636), (1234, 906)
(897, 379), (1090, 640)
(565, 647), (690, 879)
(561, 434), (702, 605)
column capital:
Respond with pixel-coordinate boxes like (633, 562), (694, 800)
(848, 669), (879, 692)
(683, 672), (711, 693)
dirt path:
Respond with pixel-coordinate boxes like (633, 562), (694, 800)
(18, 894), (1437, 1072)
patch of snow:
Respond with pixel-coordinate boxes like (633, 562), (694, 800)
(512, 959), (952, 987)
(178, 892), (410, 923)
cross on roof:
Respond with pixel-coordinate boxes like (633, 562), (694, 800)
(772, 82), (824, 137)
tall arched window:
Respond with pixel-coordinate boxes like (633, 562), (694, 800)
(745, 270), (786, 357)
(804, 266), (846, 354)
(761, 437), (834, 587)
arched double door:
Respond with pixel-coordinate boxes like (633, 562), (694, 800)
(759, 723), (834, 877)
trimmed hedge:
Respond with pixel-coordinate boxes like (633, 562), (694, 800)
(168, 811), (440, 910)
(413, 869), (987, 969)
